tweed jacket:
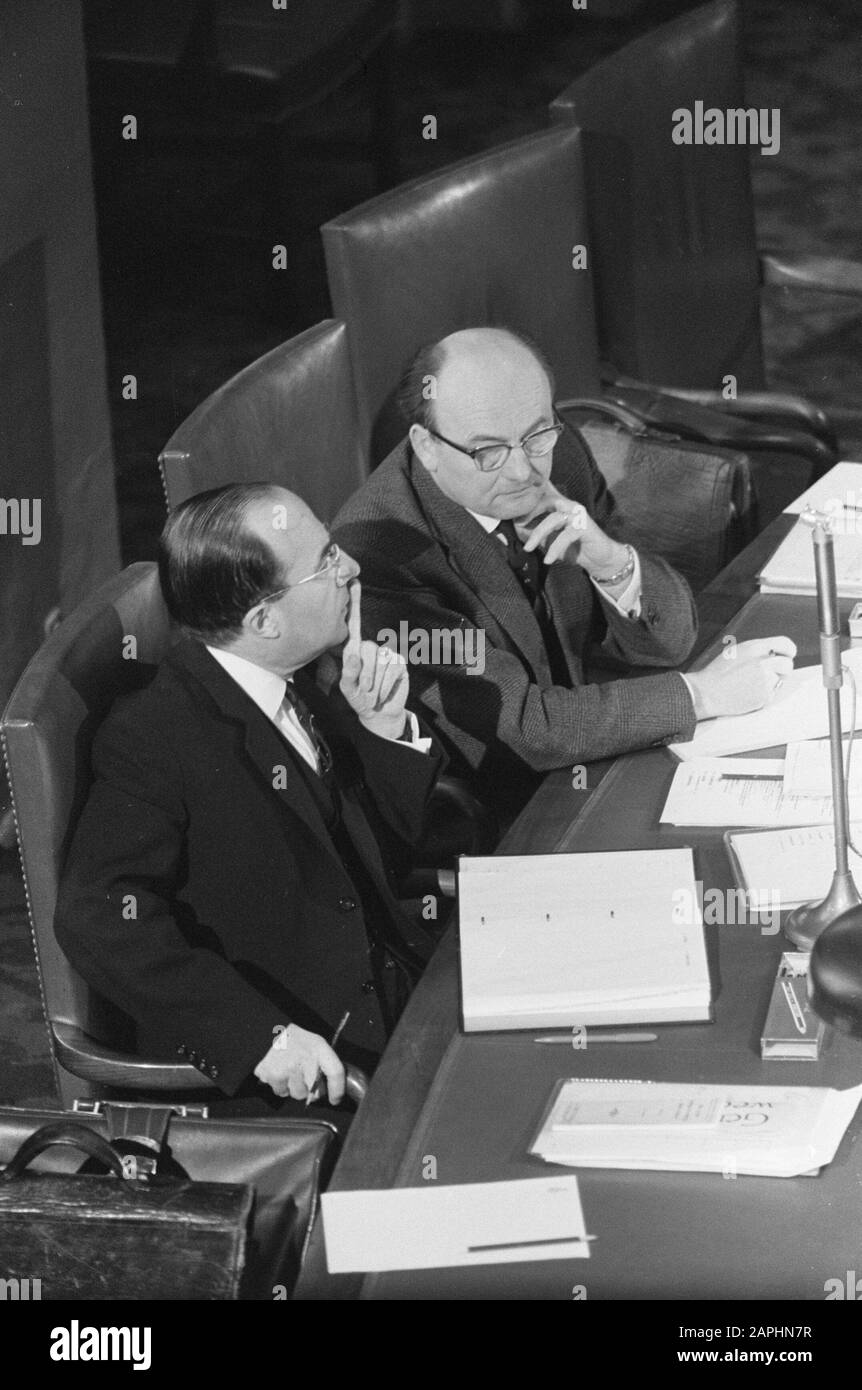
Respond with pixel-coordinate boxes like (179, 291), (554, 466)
(334, 423), (698, 810)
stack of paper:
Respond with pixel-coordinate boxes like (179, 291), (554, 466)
(725, 823), (862, 909)
(321, 1176), (590, 1272)
(783, 461), (862, 517)
(759, 518), (862, 597)
(660, 758), (836, 827)
(670, 649), (862, 760)
(530, 1079), (862, 1177)
(458, 848), (711, 1031)
(784, 736), (862, 802)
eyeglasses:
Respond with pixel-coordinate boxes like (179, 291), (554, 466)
(426, 416), (564, 473)
(257, 542), (345, 604)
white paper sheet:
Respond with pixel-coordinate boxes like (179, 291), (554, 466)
(670, 649), (862, 760)
(784, 461), (862, 516)
(726, 822), (862, 909)
(531, 1080), (862, 1177)
(321, 1176), (590, 1272)
(759, 517), (862, 596)
(784, 736), (862, 803)
(660, 757), (836, 826)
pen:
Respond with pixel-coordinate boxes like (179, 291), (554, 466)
(781, 979), (808, 1035)
(468, 1234), (597, 1252)
(533, 1031), (658, 1044)
(305, 1009), (351, 1106)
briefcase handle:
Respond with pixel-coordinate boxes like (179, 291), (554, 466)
(0, 1120), (127, 1182)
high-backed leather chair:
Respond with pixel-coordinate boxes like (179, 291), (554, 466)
(1, 562), (367, 1110)
(322, 125), (600, 465)
(550, 0), (862, 396)
(160, 320), (366, 523)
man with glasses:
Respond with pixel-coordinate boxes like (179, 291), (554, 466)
(56, 484), (444, 1119)
(334, 327), (795, 817)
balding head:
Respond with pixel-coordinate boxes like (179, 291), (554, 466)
(404, 328), (561, 522)
(396, 327), (555, 433)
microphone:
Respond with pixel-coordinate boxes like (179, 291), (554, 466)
(784, 511), (862, 949)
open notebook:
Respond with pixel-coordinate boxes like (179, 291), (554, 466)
(458, 848), (711, 1031)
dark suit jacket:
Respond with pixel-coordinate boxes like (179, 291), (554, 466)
(55, 638), (444, 1096)
(334, 423), (698, 813)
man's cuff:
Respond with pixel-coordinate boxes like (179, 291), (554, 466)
(389, 710), (433, 754)
(591, 549), (642, 620)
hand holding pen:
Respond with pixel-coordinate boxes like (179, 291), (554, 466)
(306, 1010), (351, 1106)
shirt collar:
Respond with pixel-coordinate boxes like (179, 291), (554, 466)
(206, 646), (288, 721)
(465, 508), (501, 535)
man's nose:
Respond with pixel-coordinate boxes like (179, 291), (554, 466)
(339, 550), (360, 582)
(503, 444), (536, 484)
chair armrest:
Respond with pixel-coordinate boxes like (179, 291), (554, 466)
(761, 250), (862, 296)
(629, 389), (835, 447)
(600, 370), (836, 446)
(53, 1022), (368, 1105)
(433, 773), (497, 845)
(583, 381), (837, 481)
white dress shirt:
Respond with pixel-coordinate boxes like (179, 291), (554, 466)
(206, 647), (430, 775)
(466, 508), (643, 619)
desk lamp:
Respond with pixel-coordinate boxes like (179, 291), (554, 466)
(785, 512), (862, 950)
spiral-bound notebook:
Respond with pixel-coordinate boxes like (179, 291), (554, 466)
(458, 847), (711, 1032)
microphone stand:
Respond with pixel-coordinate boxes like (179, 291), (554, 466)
(785, 514), (862, 950)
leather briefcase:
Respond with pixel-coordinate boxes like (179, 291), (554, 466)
(0, 1102), (337, 1300)
(0, 1119), (252, 1300)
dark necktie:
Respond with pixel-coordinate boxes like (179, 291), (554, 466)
(281, 681), (333, 783)
(495, 519), (544, 609)
(495, 519), (570, 686)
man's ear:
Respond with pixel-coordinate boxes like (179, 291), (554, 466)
(244, 603), (278, 639)
(409, 423), (436, 472)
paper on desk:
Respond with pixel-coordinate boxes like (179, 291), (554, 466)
(660, 758), (837, 826)
(531, 1080), (862, 1177)
(784, 737), (862, 804)
(784, 461), (862, 515)
(670, 649), (862, 761)
(321, 1176), (590, 1273)
(726, 823), (862, 909)
(759, 520), (862, 597)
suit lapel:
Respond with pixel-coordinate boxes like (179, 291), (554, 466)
(409, 460), (550, 676)
(168, 640), (342, 865)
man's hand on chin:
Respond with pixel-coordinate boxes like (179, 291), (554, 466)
(520, 481), (628, 578)
(339, 580), (410, 740)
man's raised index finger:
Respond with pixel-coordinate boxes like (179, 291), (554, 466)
(346, 579), (362, 652)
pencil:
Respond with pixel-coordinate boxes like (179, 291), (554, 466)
(306, 1010), (351, 1106)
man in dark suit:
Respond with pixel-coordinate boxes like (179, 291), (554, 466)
(334, 328), (795, 817)
(55, 484), (444, 1117)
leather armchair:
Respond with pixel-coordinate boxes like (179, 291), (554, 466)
(322, 125), (600, 464)
(549, 0), (862, 450)
(160, 320), (367, 524)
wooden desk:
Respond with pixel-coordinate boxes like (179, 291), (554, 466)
(297, 516), (862, 1300)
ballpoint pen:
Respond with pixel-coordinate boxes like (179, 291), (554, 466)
(533, 1031), (658, 1044)
(781, 978), (808, 1035)
(306, 1009), (351, 1106)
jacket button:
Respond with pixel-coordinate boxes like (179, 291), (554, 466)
(362, 979), (376, 994)
(338, 896), (357, 912)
